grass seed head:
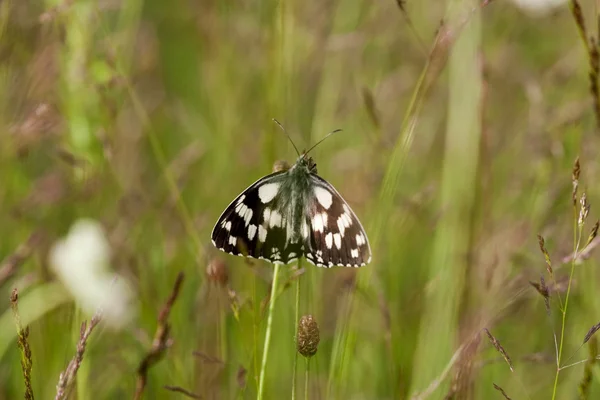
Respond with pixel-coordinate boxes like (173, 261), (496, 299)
(586, 220), (599, 247)
(529, 275), (550, 314)
(583, 322), (600, 344)
(297, 315), (320, 358)
(493, 383), (512, 400)
(572, 157), (581, 205)
(579, 193), (590, 226)
(537, 234), (553, 276)
(484, 328), (513, 372)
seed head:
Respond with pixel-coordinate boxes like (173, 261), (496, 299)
(572, 157), (581, 205)
(537, 234), (553, 276)
(579, 193), (590, 226)
(296, 315), (320, 358)
(272, 160), (291, 173)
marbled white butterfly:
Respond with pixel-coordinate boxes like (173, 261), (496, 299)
(211, 121), (371, 268)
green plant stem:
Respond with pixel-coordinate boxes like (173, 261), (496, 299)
(291, 260), (302, 400)
(253, 273), (259, 389)
(305, 357), (310, 400)
(258, 264), (281, 400)
(552, 210), (583, 399)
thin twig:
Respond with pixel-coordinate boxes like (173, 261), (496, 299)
(164, 385), (202, 399)
(134, 272), (185, 400)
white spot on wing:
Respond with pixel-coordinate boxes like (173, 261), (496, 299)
(269, 210), (283, 228)
(336, 218), (345, 237)
(302, 220), (309, 239)
(356, 233), (365, 246)
(258, 182), (280, 203)
(258, 225), (267, 242)
(237, 195), (246, 205)
(288, 252), (297, 258)
(351, 248), (359, 258)
(225, 221), (232, 231)
(325, 232), (333, 249)
(314, 186), (333, 209)
(228, 236), (237, 246)
(248, 224), (257, 240)
(312, 213), (327, 233)
(333, 233), (342, 249)
(243, 208), (253, 226)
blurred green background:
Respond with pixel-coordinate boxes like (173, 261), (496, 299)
(1, 0), (600, 399)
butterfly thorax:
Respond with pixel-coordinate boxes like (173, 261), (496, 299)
(275, 156), (316, 244)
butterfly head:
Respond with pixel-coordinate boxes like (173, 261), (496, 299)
(294, 153), (318, 174)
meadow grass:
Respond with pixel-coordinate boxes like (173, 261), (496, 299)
(2, 0), (600, 399)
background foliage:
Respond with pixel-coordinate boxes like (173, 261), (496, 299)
(1, 0), (600, 399)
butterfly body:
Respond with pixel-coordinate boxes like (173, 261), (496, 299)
(212, 154), (371, 268)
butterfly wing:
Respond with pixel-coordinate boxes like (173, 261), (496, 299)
(211, 172), (303, 264)
(304, 174), (372, 267)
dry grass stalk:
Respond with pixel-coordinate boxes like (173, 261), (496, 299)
(134, 272), (185, 400)
(529, 276), (550, 314)
(483, 329), (513, 372)
(164, 385), (201, 399)
(583, 322), (600, 344)
(537, 235), (553, 276)
(573, 157), (581, 206)
(578, 337), (597, 399)
(55, 311), (102, 400)
(492, 383), (512, 400)
(11, 289), (34, 400)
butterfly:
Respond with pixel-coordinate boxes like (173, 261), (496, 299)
(211, 121), (371, 268)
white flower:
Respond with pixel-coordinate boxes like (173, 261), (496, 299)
(49, 219), (135, 329)
(510, 0), (568, 16)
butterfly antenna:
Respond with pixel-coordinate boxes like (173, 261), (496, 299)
(272, 118), (300, 156)
(304, 128), (342, 156)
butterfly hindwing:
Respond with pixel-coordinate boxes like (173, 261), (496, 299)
(304, 175), (371, 268)
(211, 172), (302, 264)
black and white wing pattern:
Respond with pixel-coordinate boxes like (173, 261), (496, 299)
(211, 172), (303, 265)
(212, 154), (372, 268)
(303, 174), (371, 268)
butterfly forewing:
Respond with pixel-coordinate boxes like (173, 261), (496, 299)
(303, 175), (371, 267)
(211, 172), (303, 264)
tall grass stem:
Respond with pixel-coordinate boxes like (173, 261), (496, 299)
(258, 264), (281, 399)
(292, 259), (302, 400)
